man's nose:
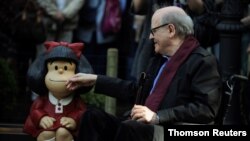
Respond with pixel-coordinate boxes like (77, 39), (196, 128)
(149, 33), (153, 39)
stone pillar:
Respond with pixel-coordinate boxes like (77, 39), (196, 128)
(105, 48), (118, 115)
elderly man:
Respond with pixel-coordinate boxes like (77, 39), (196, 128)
(66, 6), (221, 141)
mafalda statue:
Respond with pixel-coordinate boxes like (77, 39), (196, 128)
(23, 41), (93, 141)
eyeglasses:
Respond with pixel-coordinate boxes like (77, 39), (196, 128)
(150, 23), (170, 36)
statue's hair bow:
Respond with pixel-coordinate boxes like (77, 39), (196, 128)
(44, 41), (84, 59)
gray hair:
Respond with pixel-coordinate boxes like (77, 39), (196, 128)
(161, 11), (194, 37)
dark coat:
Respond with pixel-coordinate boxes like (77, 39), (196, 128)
(94, 47), (221, 125)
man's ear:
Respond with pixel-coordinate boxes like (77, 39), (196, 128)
(168, 24), (175, 38)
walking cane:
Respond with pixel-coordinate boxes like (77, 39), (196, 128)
(135, 72), (147, 105)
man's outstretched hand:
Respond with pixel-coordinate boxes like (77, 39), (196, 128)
(66, 73), (97, 91)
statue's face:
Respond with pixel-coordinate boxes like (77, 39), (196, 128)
(45, 60), (76, 99)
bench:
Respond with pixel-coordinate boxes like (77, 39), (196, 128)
(0, 123), (35, 141)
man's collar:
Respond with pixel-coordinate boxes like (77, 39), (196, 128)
(162, 55), (170, 61)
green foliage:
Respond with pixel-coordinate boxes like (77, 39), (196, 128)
(81, 88), (105, 109)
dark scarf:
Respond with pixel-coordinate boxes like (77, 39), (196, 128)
(144, 35), (200, 112)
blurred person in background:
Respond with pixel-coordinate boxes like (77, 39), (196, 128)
(74, 0), (133, 76)
(36, 0), (84, 56)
